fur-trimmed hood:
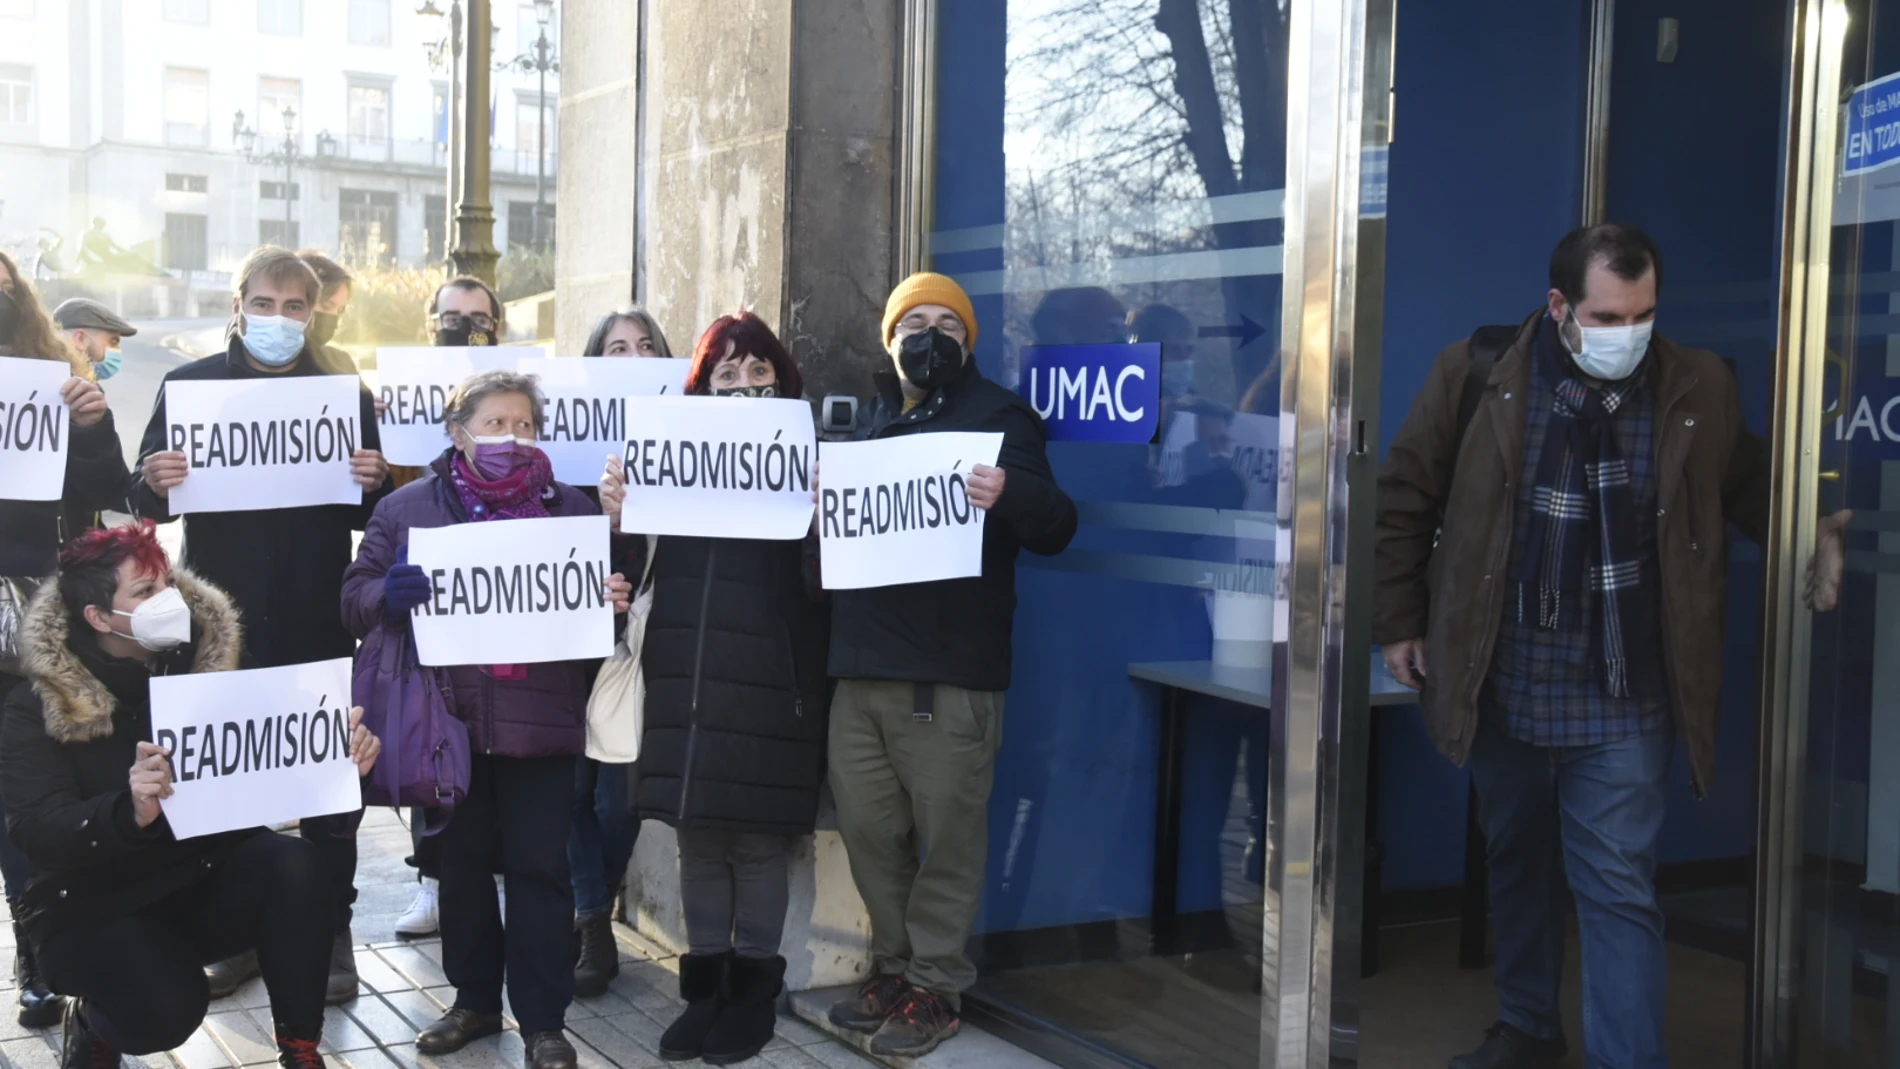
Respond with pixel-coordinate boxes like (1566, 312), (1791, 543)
(17, 568), (243, 744)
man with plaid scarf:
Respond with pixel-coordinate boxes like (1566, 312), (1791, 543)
(1374, 224), (1848, 1069)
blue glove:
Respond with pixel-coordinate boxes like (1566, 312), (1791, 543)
(384, 543), (432, 615)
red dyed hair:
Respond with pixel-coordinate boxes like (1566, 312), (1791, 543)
(683, 312), (804, 400)
(59, 519), (169, 578)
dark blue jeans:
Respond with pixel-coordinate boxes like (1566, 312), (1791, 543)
(1468, 717), (1672, 1069)
(568, 759), (636, 918)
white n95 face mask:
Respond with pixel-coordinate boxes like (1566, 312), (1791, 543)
(113, 586), (192, 651)
(1564, 317), (1654, 382)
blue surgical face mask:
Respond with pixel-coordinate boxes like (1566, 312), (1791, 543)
(96, 348), (123, 380)
(241, 314), (307, 368)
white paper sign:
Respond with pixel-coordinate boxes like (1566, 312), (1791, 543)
(164, 375), (364, 514)
(375, 347), (539, 464)
(620, 396), (817, 539)
(148, 658), (362, 840)
(817, 432), (1004, 590)
(0, 356), (72, 502)
(407, 514), (615, 666)
(516, 356), (688, 484)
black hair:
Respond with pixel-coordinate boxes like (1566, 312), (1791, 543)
(1549, 224), (1663, 306)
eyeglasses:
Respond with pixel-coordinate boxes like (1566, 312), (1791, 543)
(434, 312), (498, 332)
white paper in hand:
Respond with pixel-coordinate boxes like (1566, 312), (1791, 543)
(163, 375), (364, 514)
(0, 356), (73, 502)
(817, 432), (1004, 590)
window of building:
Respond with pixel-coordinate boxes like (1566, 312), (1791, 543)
(339, 188), (398, 265)
(347, 0), (390, 46)
(259, 180), (300, 200)
(506, 200), (553, 251)
(0, 1), (34, 19)
(162, 0), (209, 23)
(514, 98), (553, 172)
(347, 83), (391, 152)
(164, 173), (208, 193)
(259, 220), (300, 248)
(163, 67), (208, 147)
(257, 0), (300, 35)
(163, 212), (207, 271)
(258, 77), (301, 142)
(424, 193), (447, 263)
(0, 64), (30, 126)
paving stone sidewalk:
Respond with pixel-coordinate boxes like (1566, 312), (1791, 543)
(0, 810), (871, 1069)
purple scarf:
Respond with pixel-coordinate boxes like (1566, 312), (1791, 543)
(449, 449), (555, 679)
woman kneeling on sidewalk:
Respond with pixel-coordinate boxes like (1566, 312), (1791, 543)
(0, 521), (381, 1069)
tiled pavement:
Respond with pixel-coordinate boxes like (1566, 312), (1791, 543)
(0, 810), (877, 1069)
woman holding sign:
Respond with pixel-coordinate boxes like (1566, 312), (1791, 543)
(341, 369), (633, 1069)
(598, 312), (829, 1066)
(0, 521), (381, 1069)
(0, 250), (129, 1030)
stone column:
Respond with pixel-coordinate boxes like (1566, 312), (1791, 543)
(553, 0), (639, 351)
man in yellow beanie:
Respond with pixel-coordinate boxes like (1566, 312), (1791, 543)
(824, 272), (1076, 1057)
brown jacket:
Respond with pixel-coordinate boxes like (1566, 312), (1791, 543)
(1373, 315), (1768, 793)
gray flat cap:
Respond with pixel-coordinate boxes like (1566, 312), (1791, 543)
(51, 298), (138, 337)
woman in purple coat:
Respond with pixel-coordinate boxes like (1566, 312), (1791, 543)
(341, 369), (631, 1069)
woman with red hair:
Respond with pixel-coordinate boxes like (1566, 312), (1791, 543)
(1, 521), (380, 1069)
(598, 312), (827, 1065)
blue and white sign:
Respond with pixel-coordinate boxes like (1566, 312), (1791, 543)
(1845, 72), (1900, 177)
(1019, 343), (1160, 443)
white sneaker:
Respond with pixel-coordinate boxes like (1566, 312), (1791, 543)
(395, 879), (439, 938)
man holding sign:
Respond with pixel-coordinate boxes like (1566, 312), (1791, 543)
(129, 247), (391, 1003)
(822, 274), (1075, 1057)
(0, 521), (380, 1069)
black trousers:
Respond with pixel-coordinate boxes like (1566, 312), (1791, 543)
(437, 754), (575, 1034)
(35, 833), (331, 1054)
(302, 808), (363, 930)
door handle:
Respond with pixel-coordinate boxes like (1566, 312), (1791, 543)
(1821, 348), (1848, 424)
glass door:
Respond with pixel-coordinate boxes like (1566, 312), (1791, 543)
(1768, 0), (1900, 1063)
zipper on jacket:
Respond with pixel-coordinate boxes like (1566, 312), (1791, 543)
(676, 543), (718, 821)
(481, 671), (495, 755)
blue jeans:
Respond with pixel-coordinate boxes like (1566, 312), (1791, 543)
(568, 759), (636, 918)
(1468, 717), (1672, 1069)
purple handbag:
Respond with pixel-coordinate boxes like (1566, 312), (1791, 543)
(351, 623), (470, 833)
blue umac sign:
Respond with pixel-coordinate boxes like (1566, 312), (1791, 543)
(1018, 343), (1161, 443)
(1846, 72), (1900, 177)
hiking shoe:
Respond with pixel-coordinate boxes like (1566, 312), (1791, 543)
(827, 973), (907, 1034)
(524, 1030), (577, 1069)
(275, 1035), (323, 1069)
(416, 1008), (505, 1054)
(60, 1001), (120, 1069)
(573, 911), (619, 997)
(205, 950), (260, 1000)
(15, 922), (63, 1029)
(325, 932), (359, 1005)
(396, 879), (439, 938)
(1448, 1022), (1567, 1069)
(869, 987), (961, 1058)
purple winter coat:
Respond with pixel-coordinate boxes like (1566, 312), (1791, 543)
(341, 450), (600, 758)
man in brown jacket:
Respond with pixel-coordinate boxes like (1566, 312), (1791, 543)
(1375, 224), (1847, 1069)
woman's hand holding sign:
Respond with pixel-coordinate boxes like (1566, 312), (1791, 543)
(606, 573), (632, 614)
(598, 455), (627, 528)
(61, 377), (108, 428)
(346, 706), (382, 777)
(129, 742), (175, 829)
(350, 449), (390, 490)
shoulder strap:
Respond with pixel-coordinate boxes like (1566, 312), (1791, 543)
(1452, 325), (1517, 468)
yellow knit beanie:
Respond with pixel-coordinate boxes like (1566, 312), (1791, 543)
(882, 272), (978, 350)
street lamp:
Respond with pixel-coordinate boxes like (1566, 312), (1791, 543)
(234, 106), (305, 237)
(505, 0), (558, 251)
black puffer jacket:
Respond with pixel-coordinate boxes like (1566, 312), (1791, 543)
(827, 362), (1076, 691)
(634, 536), (829, 835)
(0, 569), (267, 932)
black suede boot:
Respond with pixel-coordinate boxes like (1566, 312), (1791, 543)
(573, 912), (619, 997)
(15, 921), (61, 1028)
(701, 955), (785, 1066)
(657, 952), (729, 1062)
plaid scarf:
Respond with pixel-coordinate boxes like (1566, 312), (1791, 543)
(1513, 317), (1665, 701)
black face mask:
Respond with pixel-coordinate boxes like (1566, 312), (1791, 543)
(434, 323), (496, 347)
(0, 289), (18, 348)
(308, 311), (342, 348)
(897, 327), (964, 392)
